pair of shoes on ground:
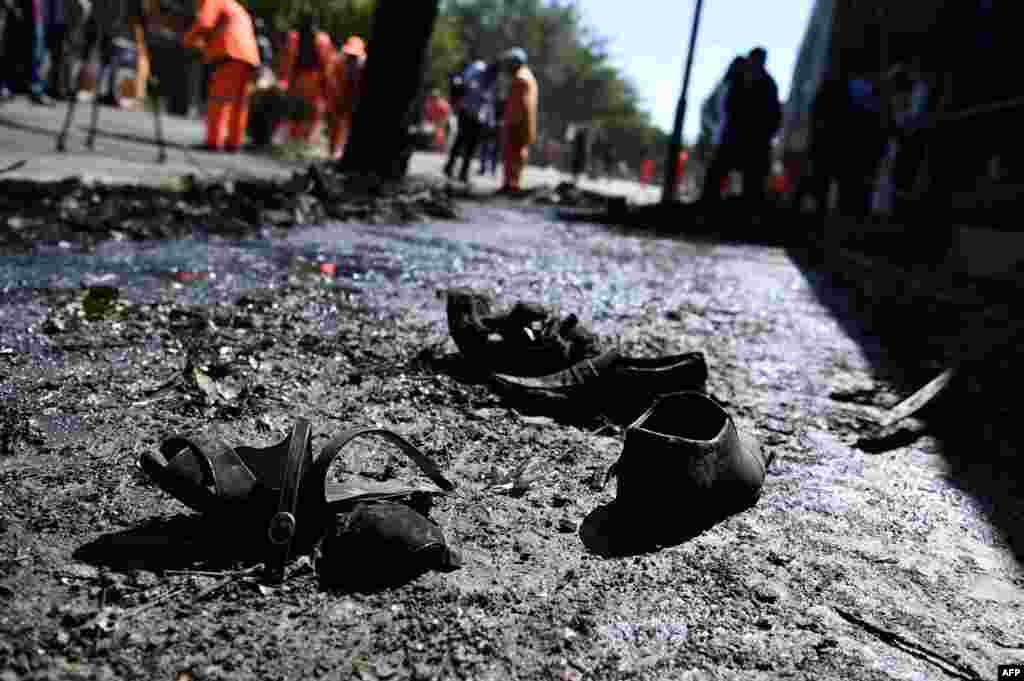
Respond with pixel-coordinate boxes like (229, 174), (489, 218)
(141, 421), (461, 588)
(446, 288), (772, 536)
(445, 287), (707, 424)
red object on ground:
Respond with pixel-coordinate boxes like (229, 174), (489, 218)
(174, 271), (210, 284)
(319, 263), (336, 276)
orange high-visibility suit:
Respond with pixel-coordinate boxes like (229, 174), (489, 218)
(423, 94), (451, 151)
(183, 0), (260, 150)
(502, 64), (538, 191)
(325, 35), (367, 160)
(277, 30), (336, 143)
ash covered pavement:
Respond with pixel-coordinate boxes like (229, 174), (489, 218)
(1, 143), (1023, 679)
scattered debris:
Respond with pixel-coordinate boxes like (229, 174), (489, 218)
(878, 368), (957, 428)
(833, 608), (982, 680)
(0, 166), (459, 253)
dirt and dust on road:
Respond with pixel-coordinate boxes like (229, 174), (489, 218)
(1, 164), (1023, 681)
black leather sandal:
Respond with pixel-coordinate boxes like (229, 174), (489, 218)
(140, 419), (314, 583)
(141, 423), (457, 585)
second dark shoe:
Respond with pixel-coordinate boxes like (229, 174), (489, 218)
(445, 288), (601, 377)
(490, 348), (708, 423)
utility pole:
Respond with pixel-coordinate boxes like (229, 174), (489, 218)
(661, 0), (705, 204)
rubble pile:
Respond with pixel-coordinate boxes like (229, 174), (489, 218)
(0, 165), (459, 253)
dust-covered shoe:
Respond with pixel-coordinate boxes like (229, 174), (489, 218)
(444, 288), (601, 376)
(610, 391), (769, 513)
(490, 349), (708, 423)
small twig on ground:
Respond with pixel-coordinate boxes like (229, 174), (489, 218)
(878, 367), (956, 428)
(833, 607), (981, 680)
(0, 160), (28, 175)
(590, 415), (616, 436)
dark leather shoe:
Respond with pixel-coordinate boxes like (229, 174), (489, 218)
(445, 288), (601, 377)
(610, 391), (768, 512)
(490, 348), (708, 422)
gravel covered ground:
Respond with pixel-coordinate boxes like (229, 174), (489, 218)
(1, 181), (1023, 680)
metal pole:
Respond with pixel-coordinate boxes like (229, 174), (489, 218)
(661, 0), (705, 204)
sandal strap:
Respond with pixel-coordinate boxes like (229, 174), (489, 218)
(264, 418), (313, 583)
(312, 428), (456, 507)
(144, 432), (259, 511)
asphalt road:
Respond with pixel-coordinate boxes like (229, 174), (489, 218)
(0, 96), (662, 203)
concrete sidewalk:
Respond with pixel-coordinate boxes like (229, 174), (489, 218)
(0, 97), (660, 203)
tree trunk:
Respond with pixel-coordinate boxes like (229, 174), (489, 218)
(337, 0), (441, 179)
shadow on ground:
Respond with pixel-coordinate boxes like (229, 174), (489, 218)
(72, 514), (268, 572)
(557, 200), (819, 249)
(786, 241), (1024, 567)
(570, 196), (1024, 567)
(579, 500), (742, 558)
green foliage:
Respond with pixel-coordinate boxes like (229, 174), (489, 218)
(437, 0), (670, 172)
(241, 0), (670, 173)
(244, 0), (375, 40)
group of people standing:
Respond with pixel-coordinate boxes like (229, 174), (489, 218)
(443, 47), (538, 194)
(2, 0), (369, 159)
(183, 4), (367, 157)
(698, 46), (783, 210)
(268, 13), (367, 159)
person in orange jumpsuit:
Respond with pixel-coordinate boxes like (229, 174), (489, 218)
(324, 35), (367, 161)
(276, 12), (335, 144)
(423, 90), (451, 151)
(500, 48), (538, 193)
(182, 0), (260, 152)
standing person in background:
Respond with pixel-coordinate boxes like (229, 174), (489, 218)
(182, 0), (260, 152)
(570, 124), (591, 185)
(43, 0), (70, 100)
(700, 48), (780, 211)
(1, 0), (52, 104)
(444, 59), (496, 183)
(325, 34), (366, 161)
(499, 47), (537, 194)
(478, 97), (502, 176)
(276, 12), (335, 145)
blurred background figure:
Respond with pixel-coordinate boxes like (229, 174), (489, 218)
(1, 0), (52, 104)
(444, 59), (496, 183)
(182, 0), (260, 151)
(500, 47), (537, 193)
(478, 97), (502, 176)
(325, 34), (366, 161)
(277, 11), (335, 144)
(569, 123), (591, 185)
(700, 47), (781, 211)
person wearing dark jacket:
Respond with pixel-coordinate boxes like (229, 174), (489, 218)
(44, 0), (70, 99)
(700, 46), (781, 210)
(1, 0), (53, 103)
